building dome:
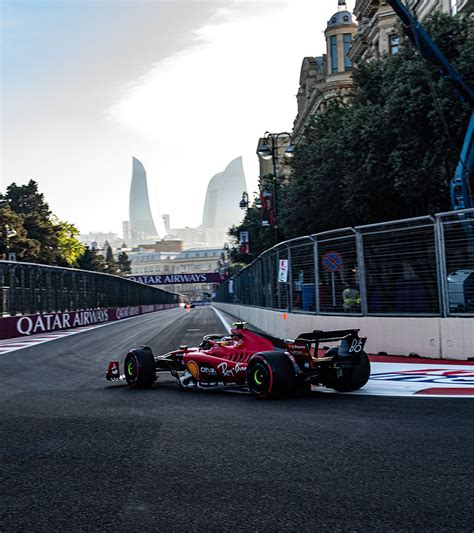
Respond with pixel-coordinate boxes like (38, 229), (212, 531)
(327, 10), (353, 27)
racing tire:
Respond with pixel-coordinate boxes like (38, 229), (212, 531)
(247, 351), (297, 399)
(124, 348), (156, 388)
(322, 349), (371, 392)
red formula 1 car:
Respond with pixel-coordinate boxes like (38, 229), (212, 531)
(106, 322), (371, 399)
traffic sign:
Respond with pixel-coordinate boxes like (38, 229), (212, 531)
(321, 251), (343, 272)
(278, 259), (289, 283)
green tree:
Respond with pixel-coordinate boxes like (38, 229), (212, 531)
(53, 218), (85, 267)
(281, 12), (473, 239)
(281, 101), (353, 237)
(117, 251), (131, 275)
(76, 246), (108, 273)
(3, 180), (59, 264)
(1, 180), (86, 267)
(228, 175), (286, 263)
(105, 242), (114, 262)
(229, 206), (277, 264)
(0, 202), (36, 260)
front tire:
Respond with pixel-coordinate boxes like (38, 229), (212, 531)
(124, 348), (156, 388)
(247, 351), (297, 399)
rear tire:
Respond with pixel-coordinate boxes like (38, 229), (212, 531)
(124, 348), (156, 388)
(247, 351), (296, 399)
(323, 350), (371, 392)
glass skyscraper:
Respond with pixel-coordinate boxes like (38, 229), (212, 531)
(202, 157), (247, 247)
(129, 157), (158, 243)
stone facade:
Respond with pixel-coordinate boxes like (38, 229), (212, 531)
(172, 248), (224, 301)
(130, 247), (224, 302)
(292, 9), (358, 141)
(350, 0), (457, 64)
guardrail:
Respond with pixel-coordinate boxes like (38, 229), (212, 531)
(214, 209), (474, 317)
(0, 260), (179, 317)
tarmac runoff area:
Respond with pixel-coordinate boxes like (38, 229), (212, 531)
(1, 306), (473, 398)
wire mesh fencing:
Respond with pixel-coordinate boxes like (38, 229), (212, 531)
(215, 209), (474, 317)
(0, 261), (179, 317)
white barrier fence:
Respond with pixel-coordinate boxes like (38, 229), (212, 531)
(213, 303), (474, 360)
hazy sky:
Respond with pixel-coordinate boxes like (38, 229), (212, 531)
(1, 0), (355, 236)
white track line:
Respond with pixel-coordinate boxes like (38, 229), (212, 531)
(211, 306), (232, 334)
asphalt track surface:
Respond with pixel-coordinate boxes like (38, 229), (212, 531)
(1, 307), (473, 532)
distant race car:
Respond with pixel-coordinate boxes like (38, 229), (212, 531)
(106, 322), (370, 399)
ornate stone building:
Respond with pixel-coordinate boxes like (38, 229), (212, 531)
(292, 6), (358, 141)
(349, 0), (469, 64)
(129, 247), (224, 302)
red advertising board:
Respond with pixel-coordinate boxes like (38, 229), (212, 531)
(0, 304), (178, 340)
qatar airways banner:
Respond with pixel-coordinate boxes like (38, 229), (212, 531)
(129, 273), (226, 285)
(0, 303), (178, 340)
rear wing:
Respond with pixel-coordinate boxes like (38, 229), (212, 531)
(286, 329), (366, 358)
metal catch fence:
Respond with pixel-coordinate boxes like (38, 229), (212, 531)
(215, 209), (474, 317)
(0, 261), (179, 316)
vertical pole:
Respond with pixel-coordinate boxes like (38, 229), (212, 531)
(355, 230), (368, 315)
(29, 268), (35, 313)
(271, 135), (279, 244)
(276, 249), (281, 310)
(435, 216), (448, 317)
(8, 264), (16, 316)
(20, 267), (25, 315)
(313, 237), (320, 314)
(288, 245), (293, 313)
(60, 272), (65, 312)
(331, 272), (336, 307)
(46, 268), (52, 313)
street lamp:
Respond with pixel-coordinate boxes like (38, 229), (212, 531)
(256, 131), (295, 242)
(239, 191), (262, 211)
(239, 191), (249, 210)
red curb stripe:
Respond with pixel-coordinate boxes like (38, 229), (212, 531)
(415, 387), (474, 396)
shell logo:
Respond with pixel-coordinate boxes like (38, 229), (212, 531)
(187, 361), (199, 378)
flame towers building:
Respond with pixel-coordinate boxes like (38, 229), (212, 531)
(129, 157), (158, 244)
(202, 157), (247, 247)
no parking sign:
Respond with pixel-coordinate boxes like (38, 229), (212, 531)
(321, 251), (343, 272)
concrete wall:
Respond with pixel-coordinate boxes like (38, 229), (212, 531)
(213, 303), (473, 360)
